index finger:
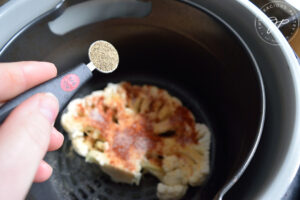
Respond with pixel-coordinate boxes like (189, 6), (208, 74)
(0, 61), (57, 102)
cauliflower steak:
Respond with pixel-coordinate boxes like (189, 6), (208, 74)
(61, 82), (211, 200)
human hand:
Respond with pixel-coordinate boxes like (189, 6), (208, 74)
(0, 62), (64, 199)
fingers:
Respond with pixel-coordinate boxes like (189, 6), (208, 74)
(34, 128), (64, 183)
(33, 128), (64, 183)
(33, 160), (53, 183)
(48, 128), (64, 151)
(0, 61), (57, 102)
(0, 93), (58, 200)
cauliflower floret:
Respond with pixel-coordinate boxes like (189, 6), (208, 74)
(86, 150), (142, 185)
(196, 123), (210, 142)
(157, 183), (187, 200)
(162, 155), (179, 172)
(69, 130), (84, 139)
(163, 168), (187, 186)
(189, 162), (209, 186)
(196, 126), (211, 153)
(72, 137), (89, 156)
(103, 83), (126, 106)
(180, 145), (210, 186)
(85, 149), (108, 165)
(153, 119), (173, 134)
(141, 158), (164, 179)
(94, 141), (108, 152)
(61, 100), (84, 136)
(157, 123), (210, 198)
(162, 156), (190, 185)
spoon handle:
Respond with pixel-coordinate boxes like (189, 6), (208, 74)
(0, 63), (92, 124)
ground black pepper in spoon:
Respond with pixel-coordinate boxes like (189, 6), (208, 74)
(0, 40), (119, 124)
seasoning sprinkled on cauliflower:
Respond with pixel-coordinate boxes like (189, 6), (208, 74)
(157, 183), (188, 200)
(62, 82), (211, 200)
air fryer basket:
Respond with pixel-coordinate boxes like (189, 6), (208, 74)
(0, 0), (264, 199)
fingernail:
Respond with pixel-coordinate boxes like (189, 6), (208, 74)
(39, 93), (59, 123)
(22, 61), (56, 74)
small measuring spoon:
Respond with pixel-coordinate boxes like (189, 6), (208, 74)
(0, 40), (119, 124)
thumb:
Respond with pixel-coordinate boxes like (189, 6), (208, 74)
(0, 93), (59, 200)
